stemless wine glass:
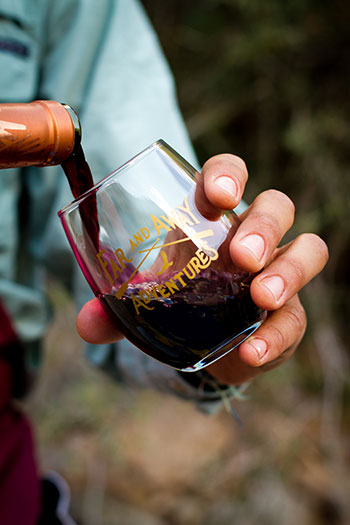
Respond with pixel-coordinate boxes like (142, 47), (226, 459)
(58, 140), (266, 372)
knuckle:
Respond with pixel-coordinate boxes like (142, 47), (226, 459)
(269, 324), (287, 354)
(251, 190), (296, 238)
(284, 303), (307, 338)
(250, 210), (284, 241)
(286, 256), (306, 288)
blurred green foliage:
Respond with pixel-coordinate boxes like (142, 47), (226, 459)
(143, 0), (349, 341)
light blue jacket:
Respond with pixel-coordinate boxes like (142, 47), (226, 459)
(0, 0), (246, 411)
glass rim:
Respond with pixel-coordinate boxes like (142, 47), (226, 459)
(58, 138), (168, 218)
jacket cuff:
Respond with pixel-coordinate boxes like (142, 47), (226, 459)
(114, 339), (249, 414)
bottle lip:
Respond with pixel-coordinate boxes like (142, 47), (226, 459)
(61, 103), (81, 146)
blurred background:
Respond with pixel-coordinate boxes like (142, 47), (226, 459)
(26, 1), (349, 524)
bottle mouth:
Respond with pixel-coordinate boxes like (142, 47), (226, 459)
(62, 103), (82, 149)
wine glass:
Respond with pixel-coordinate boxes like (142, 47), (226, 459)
(58, 140), (266, 371)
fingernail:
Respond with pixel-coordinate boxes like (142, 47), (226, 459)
(239, 234), (265, 262)
(260, 275), (285, 303)
(214, 175), (238, 198)
(247, 338), (268, 361)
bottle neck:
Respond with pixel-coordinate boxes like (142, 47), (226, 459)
(0, 100), (81, 169)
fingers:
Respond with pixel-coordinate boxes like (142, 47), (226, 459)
(229, 189), (295, 272)
(195, 154), (248, 219)
(207, 295), (307, 385)
(250, 233), (329, 311)
(238, 295), (306, 369)
(76, 298), (124, 344)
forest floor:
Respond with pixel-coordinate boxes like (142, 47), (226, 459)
(26, 284), (349, 525)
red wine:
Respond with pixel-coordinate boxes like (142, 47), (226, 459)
(99, 270), (266, 371)
(62, 143), (99, 249)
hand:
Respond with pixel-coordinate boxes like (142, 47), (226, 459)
(76, 154), (329, 385)
(196, 154), (329, 384)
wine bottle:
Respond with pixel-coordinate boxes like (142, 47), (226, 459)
(0, 99), (98, 248)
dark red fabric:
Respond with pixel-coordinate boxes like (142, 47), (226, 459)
(0, 404), (41, 524)
(0, 357), (12, 410)
(0, 301), (41, 524)
(0, 299), (17, 409)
